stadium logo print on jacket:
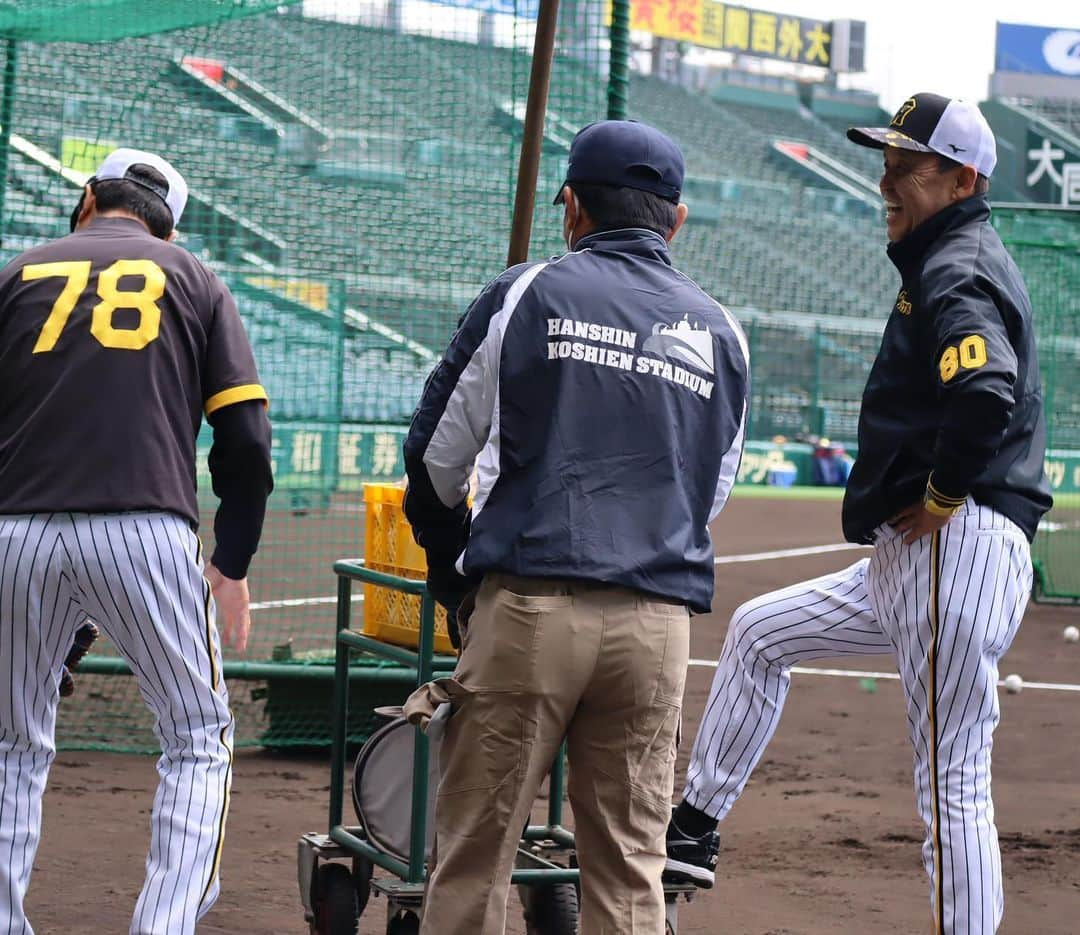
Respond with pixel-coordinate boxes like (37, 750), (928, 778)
(642, 315), (715, 374)
(547, 311), (718, 400)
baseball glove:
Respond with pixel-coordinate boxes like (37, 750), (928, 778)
(58, 622), (100, 698)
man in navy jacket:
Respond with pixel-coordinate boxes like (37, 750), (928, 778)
(404, 120), (749, 934)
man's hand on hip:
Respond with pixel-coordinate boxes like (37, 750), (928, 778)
(205, 562), (251, 653)
(890, 501), (954, 545)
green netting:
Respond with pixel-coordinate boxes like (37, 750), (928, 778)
(0, 1), (300, 43)
(2, 2), (1076, 752)
(739, 310), (880, 443)
(626, 74), (896, 315)
(993, 206), (1080, 602)
(0, 1), (616, 752)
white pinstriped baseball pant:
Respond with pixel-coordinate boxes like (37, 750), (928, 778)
(684, 500), (1032, 934)
(0, 512), (233, 935)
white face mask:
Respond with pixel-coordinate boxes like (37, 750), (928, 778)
(563, 192), (578, 252)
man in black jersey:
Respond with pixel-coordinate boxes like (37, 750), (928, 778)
(0, 148), (272, 934)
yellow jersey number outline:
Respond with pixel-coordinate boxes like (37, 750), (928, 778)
(22, 258), (166, 353)
(939, 334), (988, 383)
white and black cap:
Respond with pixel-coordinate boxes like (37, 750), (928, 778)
(93, 148), (189, 226)
(848, 92), (997, 178)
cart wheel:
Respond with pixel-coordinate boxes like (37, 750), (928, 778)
(522, 882), (579, 935)
(313, 863), (359, 935)
(387, 909), (421, 935)
(351, 856), (373, 917)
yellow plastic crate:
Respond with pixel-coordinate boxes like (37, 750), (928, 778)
(363, 483), (456, 655)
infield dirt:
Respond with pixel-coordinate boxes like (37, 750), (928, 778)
(27, 496), (1080, 933)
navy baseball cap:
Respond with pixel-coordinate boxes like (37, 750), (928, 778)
(553, 120), (685, 205)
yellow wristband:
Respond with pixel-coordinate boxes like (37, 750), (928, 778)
(924, 496), (961, 518)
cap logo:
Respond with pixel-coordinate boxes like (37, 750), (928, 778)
(946, 143), (966, 154)
(891, 98), (916, 128)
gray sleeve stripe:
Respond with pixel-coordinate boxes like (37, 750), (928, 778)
(710, 400), (747, 523)
(424, 262), (548, 510)
(715, 301), (750, 371)
(708, 302), (749, 522)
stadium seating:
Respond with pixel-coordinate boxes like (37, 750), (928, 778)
(3, 11), (916, 437)
(1016, 98), (1080, 140)
(616, 73), (897, 315)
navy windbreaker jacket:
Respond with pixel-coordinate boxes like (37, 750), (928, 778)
(403, 228), (750, 614)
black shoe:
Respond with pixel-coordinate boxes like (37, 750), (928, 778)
(663, 818), (720, 889)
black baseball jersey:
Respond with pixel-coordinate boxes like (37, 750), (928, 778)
(842, 195), (1052, 543)
(0, 216), (268, 526)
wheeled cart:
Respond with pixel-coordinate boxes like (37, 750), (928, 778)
(298, 560), (694, 933)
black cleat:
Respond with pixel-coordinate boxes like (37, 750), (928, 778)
(663, 819), (720, 889)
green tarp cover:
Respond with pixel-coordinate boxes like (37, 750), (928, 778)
(0, 0), (300, 43)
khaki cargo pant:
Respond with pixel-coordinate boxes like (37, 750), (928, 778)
(418, 573), (690, 935)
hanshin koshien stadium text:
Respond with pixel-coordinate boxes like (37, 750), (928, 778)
(546, 317), (716, 400)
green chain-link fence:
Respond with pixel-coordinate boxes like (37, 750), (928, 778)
(0, 0), (618, 751)
(1, 3), (1076, 751)
(993, 205), (1080, 601)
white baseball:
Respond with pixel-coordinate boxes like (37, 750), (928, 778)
(1003, 673), (1023, 694)
(1064, 625), (1079, 643)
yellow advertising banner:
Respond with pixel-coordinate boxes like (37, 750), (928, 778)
(628, 0), (833, 67)
(61, 137), (116, 175)
(247, 276), (330, 311)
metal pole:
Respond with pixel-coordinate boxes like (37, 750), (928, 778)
(406, 593), (437, 882)
(329, 278), (346, 495)
(547, 741), (566, 826)
(746, 318), (757, 438)
(813, 323), (823, 435)
(607, 0), (629, 120)
(78, 653), (444, 682)
(328, 574), (353, 832)
(0, 39), (20, 250)
(506, 0), (561, 266)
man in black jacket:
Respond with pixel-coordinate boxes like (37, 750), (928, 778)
(403, 121), (750, 934)
(664, 93), (1051, 935)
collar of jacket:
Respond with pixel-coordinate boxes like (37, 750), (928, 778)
(85, 216), (154, 234)
(572, 227), (672, 265)
(886, 193), (990, 278)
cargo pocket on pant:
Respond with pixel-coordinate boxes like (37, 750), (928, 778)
(632, 608), (688, 817)
(435, 686), (531, 837)
(629, 700), (682, 810)
(622, 700), (683, 857)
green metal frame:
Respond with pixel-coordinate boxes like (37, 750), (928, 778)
(77, 654), (432, 683)
(0, 38), (19, 249)
(328, 559), (579, 886)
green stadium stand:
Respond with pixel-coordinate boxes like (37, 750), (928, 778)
(0, 12), (909, 461)
(1016, 98), (1080, 141)
(6, 12), (901, 345)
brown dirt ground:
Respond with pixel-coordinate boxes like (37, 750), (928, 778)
(25, 496), (1080, 934)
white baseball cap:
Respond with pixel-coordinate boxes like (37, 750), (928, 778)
(847, 92), (997, 179)
(94, 148), (189, 227)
